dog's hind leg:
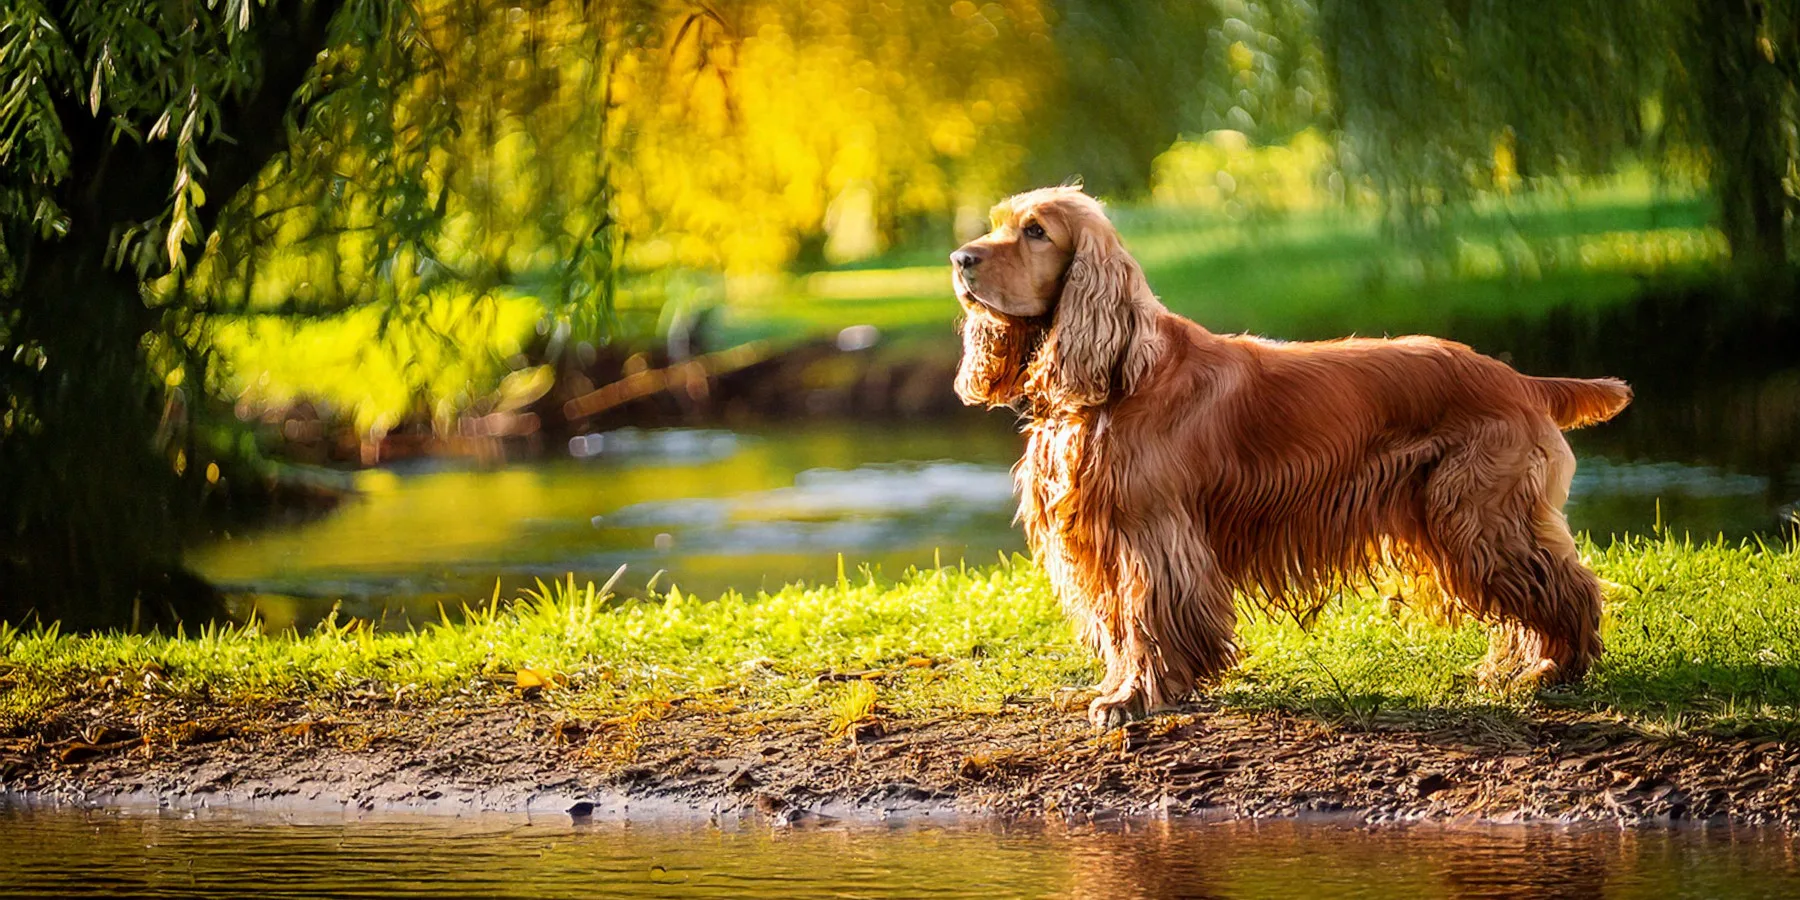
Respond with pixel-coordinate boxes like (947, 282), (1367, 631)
(1422, 424), (1603, 685)
(1086, 529), (1237, 729)
(1511, 432), (1604, 679)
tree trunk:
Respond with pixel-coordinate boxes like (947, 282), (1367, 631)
(1694, 0), (1792, 274)
(0, 228), (204, 631)
(0, 0), (345, 631)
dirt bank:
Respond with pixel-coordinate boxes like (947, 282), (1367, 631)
(5, 694), (1797, 827)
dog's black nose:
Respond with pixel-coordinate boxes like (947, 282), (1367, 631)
(951, 249), (982, 270)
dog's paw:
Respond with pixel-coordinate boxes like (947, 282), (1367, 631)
(1086, 693), (1148, 730)
(1050, 686), (1100, 713)
(1475, 655), (1562, 694)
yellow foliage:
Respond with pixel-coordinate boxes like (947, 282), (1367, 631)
(207, 0), (1056, 435)
(1150, 128), (1339, 217)
(611, 0), (1050, 272)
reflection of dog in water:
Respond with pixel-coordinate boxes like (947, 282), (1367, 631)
(1055, 819), (1622, 899)
(952, 186), (1631, 728)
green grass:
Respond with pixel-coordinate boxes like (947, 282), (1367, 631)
(711, 191), (1720, 348)
(4, 535), (1799, 739)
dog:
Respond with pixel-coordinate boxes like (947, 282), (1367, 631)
(951, 186), (1631, 729)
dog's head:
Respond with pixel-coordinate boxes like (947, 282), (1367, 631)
(951, 186), (1161, 412)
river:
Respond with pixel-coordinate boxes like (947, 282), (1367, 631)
(5, 805), (1799, 899)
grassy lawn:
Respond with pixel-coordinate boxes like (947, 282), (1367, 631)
(712, 190), (1720, 348)
(5, 535), (1798, 740)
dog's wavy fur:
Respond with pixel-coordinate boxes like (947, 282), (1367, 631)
(952, 187), (1631, 728)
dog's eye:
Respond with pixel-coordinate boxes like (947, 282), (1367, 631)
(1022, 223), (1048, 241)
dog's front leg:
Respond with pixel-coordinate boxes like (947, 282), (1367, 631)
(1087, 648), (1153, 729)
(1091, 622), (1130, 695)
(1086, 533), (1237, 730)
(1043, 583), (1128, 713)
(1050, 632), (1127, 715)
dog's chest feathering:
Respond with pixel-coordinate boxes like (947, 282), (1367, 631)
(1019, 416), (1093, 529)
(1016, 413), (1124, 592)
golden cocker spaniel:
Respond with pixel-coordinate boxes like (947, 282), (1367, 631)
(952, 186), (1631, 729)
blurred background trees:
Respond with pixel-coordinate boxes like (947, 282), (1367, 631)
(4, 0), (1796, 628)
(1023, 1), (1327, 195)
(1321, 0), (1797, 270)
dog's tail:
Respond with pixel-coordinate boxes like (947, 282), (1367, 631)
(1528, 376), (1632, 429)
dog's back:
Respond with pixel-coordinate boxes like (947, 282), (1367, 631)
(1179, 327), (1629, 442)
(1110, 315), (1626, 646)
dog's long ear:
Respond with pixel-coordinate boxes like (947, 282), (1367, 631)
(1028, 213), (1161, 410)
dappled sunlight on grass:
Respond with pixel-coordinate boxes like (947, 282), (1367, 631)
(1227, 536), (1800, 734)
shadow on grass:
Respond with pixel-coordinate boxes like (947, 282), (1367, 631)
(1204, 655), (1800, 746)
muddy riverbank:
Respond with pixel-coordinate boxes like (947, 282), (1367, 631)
(7, 695), (1797, 828)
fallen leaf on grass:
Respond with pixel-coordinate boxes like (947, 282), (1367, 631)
(1050, 687), (1099, 713)
(514, 668), (569, 693)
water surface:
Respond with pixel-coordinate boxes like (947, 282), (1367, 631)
(193, 422), (1025, 627)
(4, 806), (1798, 899)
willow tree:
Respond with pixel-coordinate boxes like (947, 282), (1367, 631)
(212, 0), (1069, 433)
(206, 0), (665, 435)
(0, 0), (676, 629)
(1024, 0), (1328, 196)
(1, 0), (346, 630)
(1319, 0), (1799, 273)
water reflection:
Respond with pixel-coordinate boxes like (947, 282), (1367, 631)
(3, 807), (1798, 899)
(600, 461), (1014, 530)
(191, 422), (1027, 628)
(567, 427), (742, 463)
